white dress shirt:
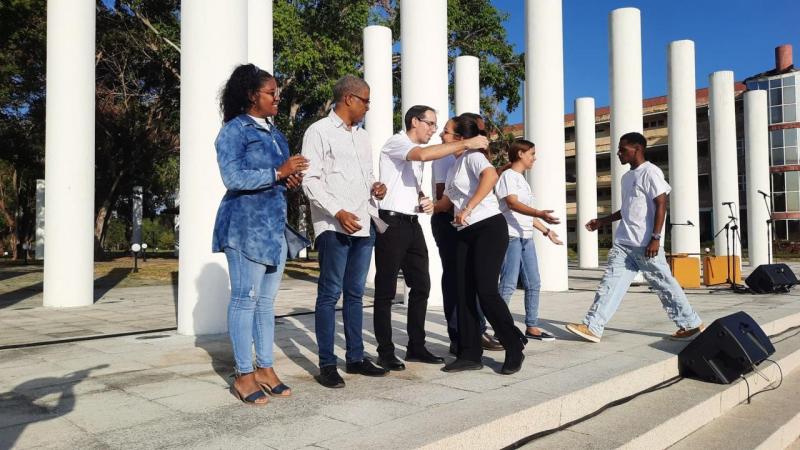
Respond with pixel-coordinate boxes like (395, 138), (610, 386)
(378, 132), (424, 215)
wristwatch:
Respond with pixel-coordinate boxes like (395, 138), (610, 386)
(651, 233), (661, 240)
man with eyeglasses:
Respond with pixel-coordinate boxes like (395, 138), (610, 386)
(372, 105), (489, 371)
(302, 75), (389, 388)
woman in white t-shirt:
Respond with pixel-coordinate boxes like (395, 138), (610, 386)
(495, 139), (563, 342)
(433, 115), (526, 375)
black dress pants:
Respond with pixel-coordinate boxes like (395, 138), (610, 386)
(455, 214), (523, 362)
(374, 211), (431, 357)
(431, 211), (459, 345)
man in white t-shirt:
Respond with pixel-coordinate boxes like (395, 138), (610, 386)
(566, 132), (703, 343)
(373, 105), (488, 371)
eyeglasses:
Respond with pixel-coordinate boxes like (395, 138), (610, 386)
(442, 129), (460, 137)
(258, 88), (280, 98)
(349, 93), (371, 105)
(417, 118), (438, 130)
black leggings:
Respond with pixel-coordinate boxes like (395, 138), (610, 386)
(455, 214), (523, 361)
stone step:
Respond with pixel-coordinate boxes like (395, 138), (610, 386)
(311, 311), (800, 449)
(669, 367), (800, 450)
(518, 324), (800, 449)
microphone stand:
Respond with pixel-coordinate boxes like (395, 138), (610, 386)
(725, 203), (747, 292)
(759, 191), (774, 264)
(712, 204), (746, 292)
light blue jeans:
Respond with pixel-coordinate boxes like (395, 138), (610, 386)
(584, 243), (702, 337)
(225, 237), (287, 374)
(499, 237), (542, 327)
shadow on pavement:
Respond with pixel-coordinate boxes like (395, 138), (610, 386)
(0, 364), (107, 449)
(93, 268), (132, 302)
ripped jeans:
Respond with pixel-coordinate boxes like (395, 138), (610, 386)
(224, 238), (287, 374)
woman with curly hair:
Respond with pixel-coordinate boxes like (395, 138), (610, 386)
(213, 64), (308, 405)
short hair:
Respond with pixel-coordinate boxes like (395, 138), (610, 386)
(508, 139), (535, 162)
(333, 75), (369, 103)
(620, 131), (647, 149)
(404, 105), (435, 130)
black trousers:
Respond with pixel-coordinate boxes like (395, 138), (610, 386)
(456, 214), (523, 362)
(374, 211), (431, 357)
(431, 211), (459, 344)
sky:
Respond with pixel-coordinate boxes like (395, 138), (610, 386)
(491, 0), (800, 124)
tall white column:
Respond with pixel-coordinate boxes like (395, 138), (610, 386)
(576, 97), (599, 269)
(401, 0), (448, 305)
(709, 71), (741, 259)
(744, 90), (771, 266)
(455, 56), (480, 115)
(248, 0), (273, 73)
(608, 8), (643, 235)
(525, 0), (568, 291)
(667, 40), (701, 255)
(179, 0), (248, 335)
(43, 0), (95, 308)
(35, 179), (45, 260)
(364, 25), (394, 287)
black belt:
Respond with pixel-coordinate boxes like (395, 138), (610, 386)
(379, 209), (418, 223)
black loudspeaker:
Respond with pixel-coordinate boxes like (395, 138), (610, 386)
(678, 311), (775, 384)
(745, 263), (799, 293)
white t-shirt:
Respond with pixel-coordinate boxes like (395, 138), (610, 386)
(379, 132), (424, 215)
(444, 150), (501, 229)
(495, 169), (534, 239)
(615, 161), (671, 247)
(433, 155), (456, 184)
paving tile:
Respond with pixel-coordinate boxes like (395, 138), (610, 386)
(57, 390), (174, 434)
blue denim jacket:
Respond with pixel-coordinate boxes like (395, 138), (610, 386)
(212, 114), (301, 266)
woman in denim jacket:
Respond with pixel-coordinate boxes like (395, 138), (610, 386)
(213, 64), (308, 405)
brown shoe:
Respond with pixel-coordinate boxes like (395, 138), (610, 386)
(668, 324), (704, 341)
(481, 332), (504, 351)
(565, 323), (601, 343)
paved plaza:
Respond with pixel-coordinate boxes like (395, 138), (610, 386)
(1, 264), (800, 449)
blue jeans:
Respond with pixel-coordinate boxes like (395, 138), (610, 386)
(315, 229), (375, 368)
(584, 243), (702, 337)
(499, 237), (542, 327)
(225, 238), (287, 374)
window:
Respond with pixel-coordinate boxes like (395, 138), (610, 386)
(766, 74), (799, 125)
(772, 171), (800, 212)
(771, 128), (800, 166)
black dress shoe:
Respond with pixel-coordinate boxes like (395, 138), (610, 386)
(405, 347), (445, 364)
(442, 358), (483, 372)
(345, 358), (389, 377)
(315, 365), (345, 388)
(500, 352), (525, 375)
(377, 355), (406, 371)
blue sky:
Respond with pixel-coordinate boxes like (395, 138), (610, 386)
(491, 0), (800, 124)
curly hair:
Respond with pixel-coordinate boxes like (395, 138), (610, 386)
(220, 64), (274, 123)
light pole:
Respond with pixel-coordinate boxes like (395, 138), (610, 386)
(131, 243), (141, 273)
(141, 243), (148, 262)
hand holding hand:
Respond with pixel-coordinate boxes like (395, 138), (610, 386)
(284, 173), (304, 189)
(539, 210), (561, 225)
(335, 210), (362, 234)
(418, 196), (434, 215)
(371, 182), (387, 200)
(277, 155), (309, 179)
(454, 207), (472, 225)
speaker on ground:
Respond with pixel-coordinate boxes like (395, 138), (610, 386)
(678, 311), (775, 384)
(745, 263), (799, 293)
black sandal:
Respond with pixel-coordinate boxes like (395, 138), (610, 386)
(260, 382), (292, 397)
(230, 373), (269, 406)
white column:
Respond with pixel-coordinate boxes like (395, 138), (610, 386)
(608, 8), (643, 235)
(576, 97), (599, 268)
(455, 55), (480, 115)
(364, 25), (394, 287)
(667, 40), (701, 255)
(35, 179), (45, 260)
(248, 0), (273, 73)
(401, 0), (448, 304)
(744, 90), (771, 266)
(524, 0), (568, 291)
(709, 71), (741, 259)
(178, 0), (248, 335)
(43, 0), (95, 308)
